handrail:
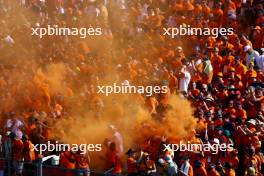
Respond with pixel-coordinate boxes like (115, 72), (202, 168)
(0, 157), (111, 176)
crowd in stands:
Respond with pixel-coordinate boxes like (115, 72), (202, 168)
(0, 0), (263, 175)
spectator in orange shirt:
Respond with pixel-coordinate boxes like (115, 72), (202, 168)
(244, 147), (262, 174)
(256, 11), (264, 26)
(234, 56), (248, 77)
(59, 150), (76, 176)
(105, 142), (122, 176)
(224, 100), (236, 118)
(224, 0), (236, 15)
(226, 150), (239, 171)
(250, 26), (263, 51)
(201, 0), (211, 19)
(145, 95), (159, 115)
(213, 3), (224, 26)
(75, 150), (90, 176)
(22, 134), (35, 176)
(211, 48), (223, 75)
(22, 134), (35, 163)
(168, 70), (178, 94)
(235, 101), (247, 122)
(126, 149), (138, 176)
(139, 153), (156, 176)
(10, 132), (24, 176)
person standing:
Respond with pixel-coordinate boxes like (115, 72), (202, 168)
(126, 149), (138, 176)
(10, 132), (24, 176)
(75, 150), (90, 176)
(180, 157), (193, 176)
(179, 65), (191, 94)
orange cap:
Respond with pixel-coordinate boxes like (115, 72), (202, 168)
(217, 72), (223, 77)
(229, 67), (235, 72)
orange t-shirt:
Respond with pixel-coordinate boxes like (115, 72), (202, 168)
(224, 107), (236, 116)
(23, 140), (36, 162)
(75, 154), (89, 169)
(211, 55), (223, 74)
(12, 139), (24, 161)
(235, 63), (247, 76)
(235, 109), (247, 120)
(127, 157), (137, 174)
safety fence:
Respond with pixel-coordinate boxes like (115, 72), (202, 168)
(0, 157), (114, 176)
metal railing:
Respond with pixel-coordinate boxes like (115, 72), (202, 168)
(0, 158), (113, 176)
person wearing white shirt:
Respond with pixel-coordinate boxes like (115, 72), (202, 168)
(180, 157), (193, 176)
(255, 50), (264, 72)
(179, 65), (191, 93)
(109, 125), (123, 156)
(244, 45), (260, 69)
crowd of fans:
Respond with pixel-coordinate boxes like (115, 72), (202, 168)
(0, 0), (263, 176)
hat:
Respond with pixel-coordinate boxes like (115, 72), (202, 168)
(109, 125), (117, 131)
(205, 97), (214, 102)
(202, 84), (208, 89)
(247, 119), (256, 125)
(177, 46), (183, 51)
(217, 72), (223, 77)
(126, 148), (136, 155)
(244, 45), (251, 52)
(213, 138), (220, 144)
(214, 47), (219, 52)
(228, 85), (236, 90)
(235, 74), (241, 80)
(253, 26), (261, 30)
(143, 152), (149, 157)
(6, 131), (11, 136)
(247, 167), (256, 175)
(229, 67), (235, 72)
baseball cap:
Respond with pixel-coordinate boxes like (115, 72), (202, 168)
(244, 45), (251, 52)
